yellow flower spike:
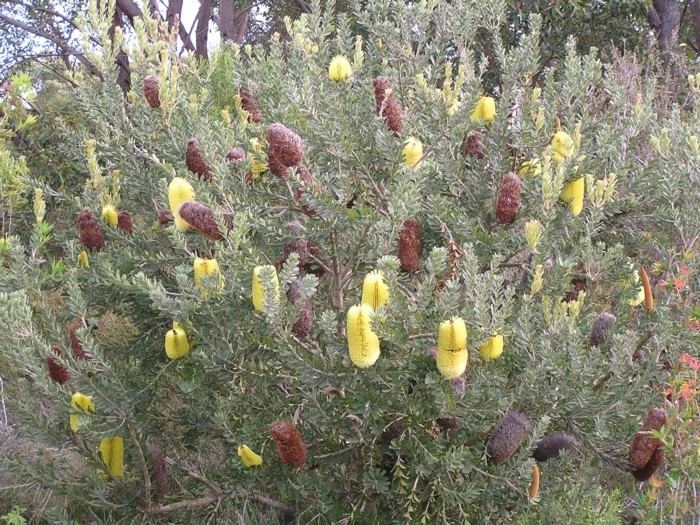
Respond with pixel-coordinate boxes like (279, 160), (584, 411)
(101, 205), (118, 228)
(402, 137), (424, 168)
(168, 177), (195, 231)
(518, 159), (542, 178)
(469, 95), (496, 124)
(436, 317), (468, 380)
(560, 177), (585, 216)
(71, 392), (95, 413)
(78, 250), (90, 268)
(523, 220), (543, 252)
(347, 304), (381, 368)
(99, 436), (124, 478)
(193, 257), (224, 295)
(165, 323), (190, 360)
(361, 270), (389, 310)
(479, 334), (504, 360)
(252, 265), (280, 312)
(328, 55), (352, 82)
(551, 131), (574, 162)
(238, 444), (263, 467)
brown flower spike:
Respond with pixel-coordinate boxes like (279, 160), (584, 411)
(239, 87), (262, 123)
(267, 123), (305, 177)
(186, 138), (211, 181)
(226, 147), (245, 162)
(157, 208), (173, 225)
(68, 319), (90, 360)
(632, 448), (664, 481)
(117, 211), (133, 235)
(486, 411), (531, 465)
(398, 219), (420, 272)
(590, 312), (616, 346)
(533, 432), (578, 462)
(143, 75), (160, 108)
(629, 408), (667, 470)
(47, 346), (70, 384)
(373, 76), (402, 134)
(495, 172), (521, 224)
(461, 131), (486, 159)
(76, 210), (104, 251)
(178, 201), (223, 241)
(292, 301), (314, 338)
(270, 420), (307, 468)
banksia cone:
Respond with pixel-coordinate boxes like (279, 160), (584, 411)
(178, 201), (223, 241)
(239, 87), (262, 123)
(164, 322), (190, 360)
(252, 265), (281, 312)
(101, 205), (118, 228)
(167, 177), (195, 231)
(629, 408), (667, 470)
(639, 266), (654, 312)
(287, 278), (304, 304)
(283, 239), (325, 277)
(398, 219), (420, 272)
(479, 334), (504, 360)
(143, 75), (160, 108)
(117, 211), (133, 235)
(186, 138), (211, 181)
(292, 301), (314, 338)
(495, 172), (521, 224)
(270, 420), (307, 468)
(157, 208), (173, 225)
(590, 312), (616, 346)
(347, 304), (381, 368)
(99, 436), (124, 478)
(632, 447), (664, 481)
(267, 123), (305, 177)
(238, 444), (263, 467)
(373, 77), (402, 134)
(551, 131), (574, 161)
(436, 317), (468, 380)
(68, 319), (90, 360)
(533, 432), (578, 461)
(226, 146), (245, 162)
(529, 465), (540, 502)
(76, 210), (104, 251)
(361, 270), (389, 310)
(193, 257), (224, 294)
(486, 411), (531, 465)
(461, 131), (486, 159)
(47, 346), (70, 384)
(561, 177), (585, 216)
(148, 441), (168, 502)
(373, 76), (390, 110)
(470, 95), (496, 124)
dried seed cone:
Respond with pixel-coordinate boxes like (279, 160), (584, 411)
(158, 208), (173, 225)
(287, 278), (304, 304)
(436, 318), (468, 380)
(486, 411), (532, 465)
(632, 448), (664, 481)
(76, 210), (104, 251)
(117, 211), (133, 235)
(148, 441), (168, 502)
(178, 201), (223, 241)
(47, 346), (70, 384)
(226, 147), (245, 162)
(270, 421), (307, 468)
(495, 172), (521, 224)
(267, 123), (305, 177)
(292, 302), (314, 338)
(68, 319), (90, 360)
(629, 408), (667, 470)
(533, 432), (578, 462)
(239, 87), (262, 123)
(143, 75), (161, 108)
(590, 312), (616, 346)
(398, 219), (420, 272)
(461, 131), (486, 159)
(186, 138), (211, 181)
(373, 76), (391, 110)
(347, 304), (381, 368)
(373, 77), (402, 134)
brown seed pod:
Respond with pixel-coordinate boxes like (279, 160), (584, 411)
(495, 172), (521, 224)
(186, 138), (211, 181)
(292, 301), (314, 338)
(117, 211), (133, 235)
(178, 201), (223, 241)
(533, 432), (578, 462)
(486, 411), (532, 465)
(226, 147), (245, 162)
(238, 87), (262, 123)
(398, 218), (420, 272)
(143, 75), (160, 108)
(461, 131), (486, 159)
(76, 210), (104, 251)
(157, 208), (173, 225)
(629, 408), (667, 470)
(68, 319), (90, 360)
(47, 346), (70, 384)
(267, 123), (305, 177)
(590, 312), (616, 346)
(632, 447), (664, 482)
(640, 266), (653, 312)
(147, 441), (168, 502)
(270, 420), (307, 468)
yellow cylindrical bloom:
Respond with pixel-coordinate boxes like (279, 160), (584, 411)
(479, 334), (504, 360)
(518, 159), (541, 177)
(165, 322), (190, 359)
(436, 317), (468, 379)
(628, 266), (646, 306)
(70, 392), (95, 432)
(560, 177), (584, 216)
(328, 55), (352, 82)
(402, 137), (423, 168)
(101, 205), (118, 227)
(193, 257), (223, 292)
(470, 95), (496, 123)
(551, 131), (574, 161)
(99, 436), (124, 478)
(252, 265), (280, 312)
(347, 304), (380, 368)
(238, 444), (263, 467)
(361, 270), (389, 310)
(168, 177), (195, 231)
(78, 250), (90, 268)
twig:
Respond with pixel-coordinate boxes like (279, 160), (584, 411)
(0, 376), (6, 426)
(147, 492), (223, 513)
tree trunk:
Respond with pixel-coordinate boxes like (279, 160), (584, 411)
(110, 6), (131, 94)
(195, 0), (212, 59)
(648, 0), (681, 52)
(689, 0), (700, 52)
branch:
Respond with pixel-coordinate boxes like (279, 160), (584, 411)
(147, 492), (223, 513)
(195, 0), (212, 59)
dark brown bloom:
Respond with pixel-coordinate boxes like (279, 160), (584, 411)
(157, 208), (173, 225)
(533, 432), (578, 462)
(117, 211), (133, 235)
(239, 87), (262, 123)
(283, 239), (325, 277)
(564, 277), (587, 302)
(632, 448), (664, 481)
(76, 210), (104, 251)
(590, 312), (616, 346)
(47, 346), (70, 384)
(186, 138), (211, 181)
(373, 77), (391, 111)
(267, 123), (305, 177)
(148, 441), (168, 502)
(461, 131), (486, 159)
(629, 408), (667, 470)
(495, 172), (521, 224)
(398, 219), (420, 272)
(296, 165), (322, 192)
(292, 301), (314, 338)
(270, 420), (307, 468)
(68, 319), (90, 360)
(178, 201), (223, 241)
(286, 278), (303, 304)
(143, 75), (160, 108)
(373, 76), (402, 134)
(486, 411), (531, 465)
(226, 147), (245, 162)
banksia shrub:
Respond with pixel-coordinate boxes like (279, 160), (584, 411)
(238, 87), (262, 123)
(142, 75), (160, 108)
(178, 201), (223, 241)
(270, 420), (307, 468)
(267, 123), (305, 177)
(116, 211), (133, 234)
(495, 172), (521, 223)
(186, 138), (211, 181)
(398, 219), (420, 272)
(46, 346), (69, 384)
(590, 312), (616, 346)
(486, 411), (531, 465)
(76, 210), (104, 251)
(461, 131), (486, 159)
(533, 432), (578, 462)
(629, 408), (667, 470)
